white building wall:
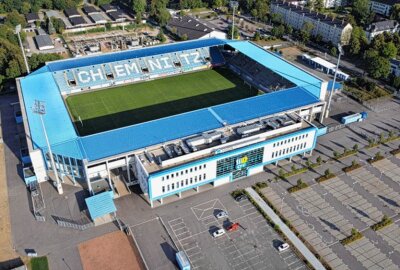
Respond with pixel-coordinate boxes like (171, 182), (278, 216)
(370, 1), (392, 16)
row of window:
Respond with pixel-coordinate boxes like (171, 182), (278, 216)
(273, 133), (309, 148)
(161, 173), (207, 193)
(216, 148), (264, 177)
(272, 142), (307, 158)
(162, 164), (207, 181)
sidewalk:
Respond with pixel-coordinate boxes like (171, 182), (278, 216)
(245, 187), (326, 270)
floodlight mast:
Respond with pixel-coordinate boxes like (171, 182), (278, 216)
(325, 43), (343, 118)
(15, 24), (30, 74)
(230, 1), (239, 40)
(33, 100), (63, 195)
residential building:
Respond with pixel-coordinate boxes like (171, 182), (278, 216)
(390, 58), (400, 77)
(34, 35), (54, 50)
(270, 0), (353, 45)
(167, 16), (226, 40)
(370, 0), (400, 16)
(365, 20), (399, 42)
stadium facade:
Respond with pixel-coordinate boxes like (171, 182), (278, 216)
(17, 38), (328, 207)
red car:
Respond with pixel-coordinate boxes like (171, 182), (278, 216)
(227, 223), (240, 232)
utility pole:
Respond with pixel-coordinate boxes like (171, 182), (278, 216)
(230, 1), (239, 40)
(33, 100), (63, 195)
(325, 43), (344, 118)
(15, 24), (30, 74)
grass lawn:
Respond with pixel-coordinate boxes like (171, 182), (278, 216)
(66, 68), (257, 136)
(29, 256), (49, 270)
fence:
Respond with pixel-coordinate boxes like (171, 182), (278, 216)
(53, 214), (94, 230)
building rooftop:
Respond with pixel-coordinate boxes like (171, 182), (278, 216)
(64, 8), (80, 18)
(82, 5), (99, 15)
(366, 19), (399, 32)
(371, 0), (400, 5)
(34, 35), (53, 49)
(26, 12), (40, 22)
(107, 11), (125, 21)
(271, 0), (349, 27)
(90, 13), (107, 23)
(167, 15), (219, 40)
(100, 4), (117, 12)
(70, 16), (87, 26)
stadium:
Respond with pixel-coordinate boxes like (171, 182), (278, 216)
(17, 38), (328, 207)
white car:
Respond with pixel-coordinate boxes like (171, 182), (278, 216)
(216, 210), (228, 219)
(212, 229), (225, 238)
(278, 243), (290, 252)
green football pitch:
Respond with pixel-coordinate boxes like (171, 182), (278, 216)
(66, 68), (258, 136)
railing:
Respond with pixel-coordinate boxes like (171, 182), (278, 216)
(53, 214), (94, 231)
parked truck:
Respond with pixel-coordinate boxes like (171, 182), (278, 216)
(341, 112), (368, 125)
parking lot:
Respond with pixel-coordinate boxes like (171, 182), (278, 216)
(130, 196), (307, 270)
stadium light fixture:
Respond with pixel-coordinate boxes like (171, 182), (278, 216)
(15, 24), (30, 74)
(325, 43), (343, 118)
(230, 1), (239, 40)
(33, 100), (63, 195)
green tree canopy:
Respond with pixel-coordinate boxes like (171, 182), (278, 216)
(352, 0), (371, 25)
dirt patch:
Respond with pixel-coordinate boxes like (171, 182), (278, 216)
(78, 231), (144, 270)
(0, 144), (18, 264)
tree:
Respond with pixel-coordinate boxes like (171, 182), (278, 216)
(21, 2), (31, 14)
(271, 25), (285, 38)
(299, 22), (314, 43)
(105, 22), (112, 30)
(28, 53), (62, 70)
(181, 33), (188, 41)
(330, 46), (338, 57)
(213, 0), (223, 8)
(5, 10), (26, 28)
(353, 144), (359, 151)
(380, 41), (397, 58)
(6, 59), (22, 78)
(324, 169), (331, 177)
(253, 31), (261, 41)
(366, 54), (390, 79)
(348, 26), (368, 56)
(132, 0), (146, 24)
(316, 156), (322, 164)
(157, 30), (166, 43)
(390, 3), (400, 22)
(314, 0), (324, 11)
(352, 0), (371, 25)
(227, 25), (239, 39)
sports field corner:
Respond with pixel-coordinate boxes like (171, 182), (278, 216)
(78, 230), (145, 270)
(66, 68), (258, 136)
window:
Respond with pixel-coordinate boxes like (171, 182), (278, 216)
(199, 175), (202, 180)
(306, 134), (309, 138)
(190, 168), (193, 173)
(195, 176), (197, 182)
(185, 179), (188, 185)
(181, 180), (184, 187)
(272, 152), (275, 158)
(204, 164), (206, 168)
(273, 143), (276, 147)
(185, 169), (188, 174)
(167, 185), (170, 191)
(171, 174), (174, 178)
(177, 182), (179, 188)
(195, 167), (197, 171)
(181, 171), (183, 175)
(162, 176), (164, 181)
(166, 175), (169, 180)
(203, 173), (206, 179)
(162, 186), (165, 193)
(176, 172), (178, 177)
(190, 178), (193, 184)
(172, 183), (175, 190)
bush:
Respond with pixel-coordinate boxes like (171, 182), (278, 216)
(255, 181), (268, 189)
(390, 148), (400, 155)
(231, 189), (245, 199)
(288, 178), (309, 193)
(343, 161), (362, 173)
(340, 229), (363, 245)
(371, 215), (393, 231)
(316, 172), (336, 183)
(368, 152), (385, 163)
(31, 256), (49, 270)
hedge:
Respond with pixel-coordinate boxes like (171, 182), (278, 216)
(370, 216), (393, 231)
(340, 230), (363, 245)
(287, 182), (309, 193)
(316, 173), (336, 183)
(390, 148), (400, 155)
(342, 163), (362, 173)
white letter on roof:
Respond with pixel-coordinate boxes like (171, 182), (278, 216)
(77, 71), (91, 83)
(180, 53), (190, 65)
(124, 62), (139, 75)
(90, 68), (104, 81)
(148, 59), (161, 71)
(192, 52), (201, 63)
(114, 65), (126, 77)
(159, 57), (173, 69)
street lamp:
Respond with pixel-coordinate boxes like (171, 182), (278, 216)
(33, 100), (63, 195)
(325, 43), (344, 118)
(14, 24), (30, 74)
(229, 1), (239, 40)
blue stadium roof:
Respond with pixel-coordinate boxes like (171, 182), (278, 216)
(19, 38), (324, 163)
(47, 38), (226, 72)
(225, 41), (323, 98)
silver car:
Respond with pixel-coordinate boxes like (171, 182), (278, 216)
(216, 210), (228, 219)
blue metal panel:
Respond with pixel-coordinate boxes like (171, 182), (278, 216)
(85, 191), (116, 220)
(47, 38), (226, 72)
(225, 41), (323, 98)
(211, 87), (319, 124)
(80, 109), (223, 161)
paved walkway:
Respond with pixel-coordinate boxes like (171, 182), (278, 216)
(245, 187), (326, 270)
